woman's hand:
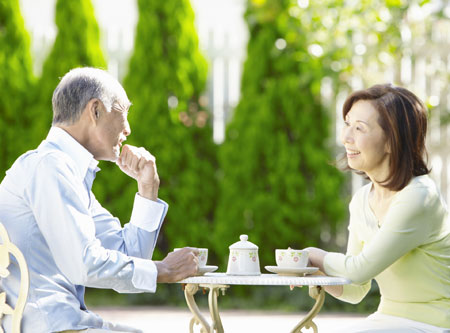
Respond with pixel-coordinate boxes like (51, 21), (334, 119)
(290, 248), (344, 298)
(305, 247), (328, 272)
(289, 247), (329, 291)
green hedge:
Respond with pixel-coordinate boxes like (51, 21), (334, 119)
(0, 0), (35, 176)
(101, 0), (218, 258)
(31, 0), (106, 145)
(213, 0), (347, 270)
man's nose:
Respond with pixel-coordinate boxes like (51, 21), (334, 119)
(123, 121), (131, 137)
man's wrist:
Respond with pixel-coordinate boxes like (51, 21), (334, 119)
(155, 261), (169, 283)
(138, 183), (158, 201)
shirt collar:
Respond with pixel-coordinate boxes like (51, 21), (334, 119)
(43, 127), (100, 180)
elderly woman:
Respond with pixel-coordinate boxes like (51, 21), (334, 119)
(306, 84), (450, 332)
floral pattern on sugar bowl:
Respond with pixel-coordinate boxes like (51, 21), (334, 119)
(229, 250), (257, 262)
(226, 235), (261, 276)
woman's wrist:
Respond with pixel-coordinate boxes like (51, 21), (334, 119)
(305, 247), (328, 272)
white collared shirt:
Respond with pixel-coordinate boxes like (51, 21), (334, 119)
(0, 127), (168, 332)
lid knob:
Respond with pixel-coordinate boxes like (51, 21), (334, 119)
(240, 234), (248, 242)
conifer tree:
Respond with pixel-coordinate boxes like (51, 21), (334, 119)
(214, 0), (347, 267)
(0, 0), (35, 176)
(121, 0), (217, 255)
(33, 0), (106, 143)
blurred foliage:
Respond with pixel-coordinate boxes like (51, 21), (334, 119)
(98, 0), (218, 258)
(213, 0), (348, 271)
(0, 0), (35, 177)
(31, 0), (106, 145)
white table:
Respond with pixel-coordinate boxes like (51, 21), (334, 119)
(176, 273), (350, 333)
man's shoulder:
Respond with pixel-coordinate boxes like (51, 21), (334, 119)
(8, 144), (79, 182)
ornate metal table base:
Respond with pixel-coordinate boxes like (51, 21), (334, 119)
(184, 283), (229, 333)
(183, 283), (325, 333)
(290, 286), (325, 333)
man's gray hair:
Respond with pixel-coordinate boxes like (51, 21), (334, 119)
(52, 67), (129, 125)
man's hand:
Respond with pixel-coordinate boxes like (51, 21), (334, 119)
(117, 144), (160, 201)
(155, 248), (200, 283)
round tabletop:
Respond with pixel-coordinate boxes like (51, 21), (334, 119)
(177, 273), (350, 286)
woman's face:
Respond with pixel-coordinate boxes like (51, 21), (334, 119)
(341, 100), (390, 181)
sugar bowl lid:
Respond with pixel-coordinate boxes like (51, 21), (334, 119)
(229, 234), (258, 250)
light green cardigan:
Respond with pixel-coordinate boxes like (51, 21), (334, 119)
(324, 175), (450, 328)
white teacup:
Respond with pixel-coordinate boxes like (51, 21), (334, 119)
(174, 247), (208, 267)
(197, 248), (208, 267)
(275, 248), (309, 268)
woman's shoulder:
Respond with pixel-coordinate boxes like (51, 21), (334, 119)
(398, 175), (439, 198)
(394, 175), (446, 212)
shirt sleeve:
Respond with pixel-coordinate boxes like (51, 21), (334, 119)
(24, 153), (160, 293)
(323, 185), (437, 295)
(90, 193), (168, 260)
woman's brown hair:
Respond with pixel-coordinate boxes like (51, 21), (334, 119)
(342, 84), (430, 191)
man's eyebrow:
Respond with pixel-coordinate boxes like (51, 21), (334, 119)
(112, 103), (130, 112)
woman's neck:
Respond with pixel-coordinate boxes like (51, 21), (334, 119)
(371, 181), (396, 201)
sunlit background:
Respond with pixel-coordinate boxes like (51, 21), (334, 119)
(4, 0), (450, 312)
(20, 0), (248, 144)
(19, 0), (450, 200)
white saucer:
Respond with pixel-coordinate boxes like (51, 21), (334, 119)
(197, 265), (218, 275)
(265, 266), (319, 276)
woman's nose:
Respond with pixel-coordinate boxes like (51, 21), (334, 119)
(341, 126), (353, 144)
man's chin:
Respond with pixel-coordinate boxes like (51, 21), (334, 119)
(98, 152), (119, 163)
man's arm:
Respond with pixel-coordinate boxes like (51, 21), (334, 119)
(91, 144), (200, 284)
(91, 194), (167, 259)
(26, 153), (197, 292)
(93, 144), (165, 259)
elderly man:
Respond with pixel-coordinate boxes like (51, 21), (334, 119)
(0, 67), (199, 333)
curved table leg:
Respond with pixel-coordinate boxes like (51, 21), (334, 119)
(184, 283), (229, 333)
(290, 286), (325, 333)
(184, 283), (211, 333)
(206, 284), (228, 333)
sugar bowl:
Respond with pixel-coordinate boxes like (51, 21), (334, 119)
(226, 234), (261, 275)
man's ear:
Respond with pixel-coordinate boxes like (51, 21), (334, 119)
(86, 99), (101, 125)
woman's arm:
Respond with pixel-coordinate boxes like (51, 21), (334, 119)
(323, 187), (435, 284)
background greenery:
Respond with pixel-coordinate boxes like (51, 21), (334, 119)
(1, 0), (445, 315)
(31, 0), (106, 145)
(95, 0), (218, 260)
(213, 0), (347, 271)
(0, 0), (35, 176)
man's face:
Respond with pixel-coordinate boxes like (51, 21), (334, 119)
(91, 100), (131, 162)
